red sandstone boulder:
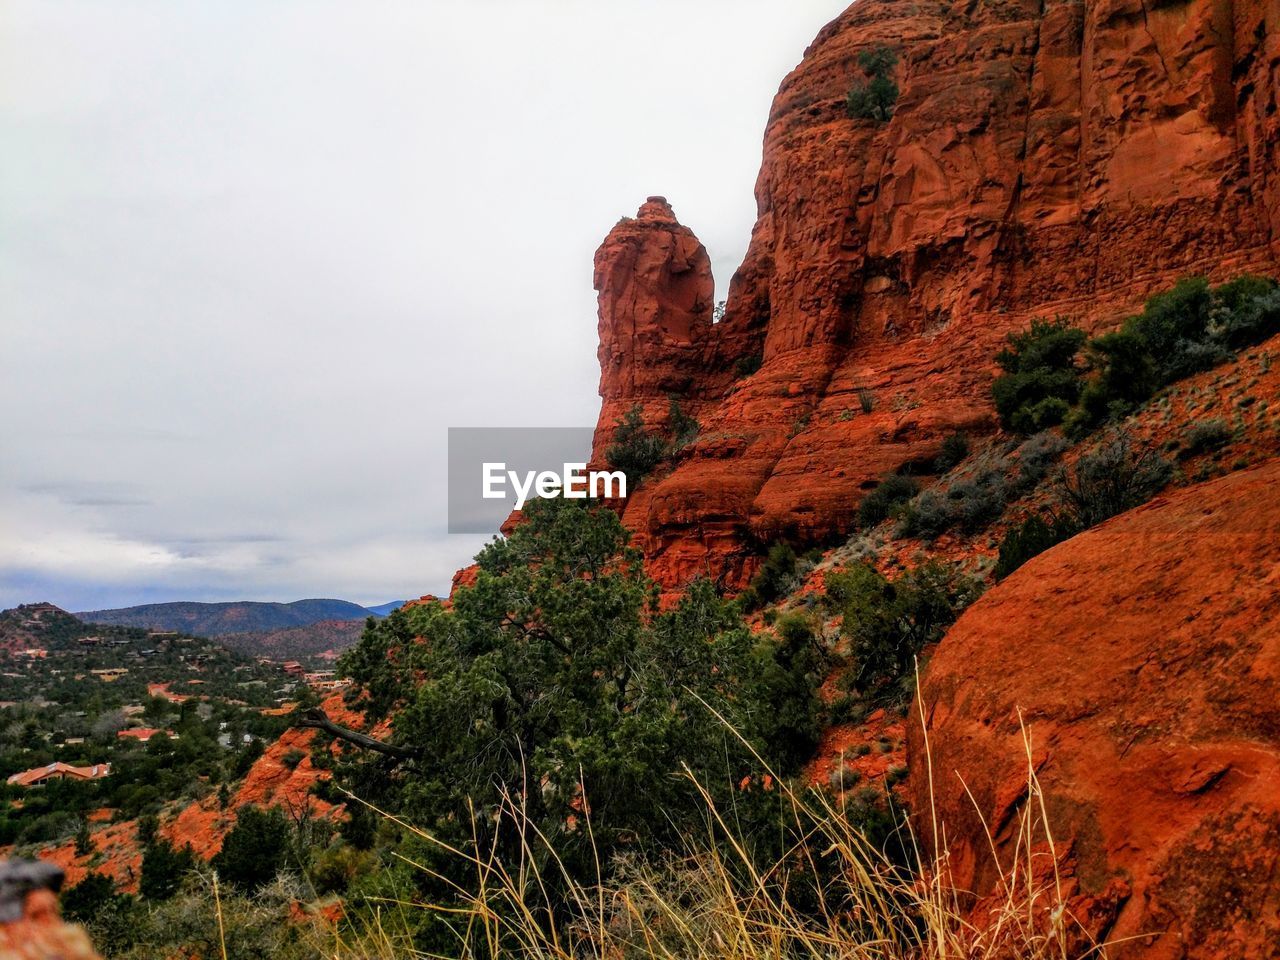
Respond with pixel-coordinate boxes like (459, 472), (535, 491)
(0, 888), (100, 960)
(911, 458), (1280, 957)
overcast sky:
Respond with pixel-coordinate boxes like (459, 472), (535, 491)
(0, 0), (846, 612)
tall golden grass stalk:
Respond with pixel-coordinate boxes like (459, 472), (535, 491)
(317, 697), (1111, 960)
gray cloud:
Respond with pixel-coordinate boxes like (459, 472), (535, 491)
(21, 481), (153, 508)
(0, 0), (847, 610)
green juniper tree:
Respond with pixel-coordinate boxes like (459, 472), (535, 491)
(847, 45), (900, 121)
(310, 498), (824, 946)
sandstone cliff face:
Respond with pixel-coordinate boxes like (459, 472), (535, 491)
(594, 0), (1280, 587)
(910, 461), (1280, 956)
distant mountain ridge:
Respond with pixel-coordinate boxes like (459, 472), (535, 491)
(76, 598), (403, 637)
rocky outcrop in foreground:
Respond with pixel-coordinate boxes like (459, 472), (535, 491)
(912, 461), (1280, 957)
(0, 862), (99, 960)
(594, 0), (1280, 588)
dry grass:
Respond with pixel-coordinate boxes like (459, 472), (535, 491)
(316, 702), (1110, 960)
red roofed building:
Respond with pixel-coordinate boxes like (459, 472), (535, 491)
(7, 762), (111, 787)
(147, 682), (188, 703)
(116, 728), (174, 743)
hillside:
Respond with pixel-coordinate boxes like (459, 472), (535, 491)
(0, 603), (296, 863)
(0, 602), (87, 656)
(0, 603), (289, 710)
(77, 598), (382, 637)
(217, 618), (365, 663)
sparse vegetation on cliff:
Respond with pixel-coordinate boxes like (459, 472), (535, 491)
(996, 276), (1280, 439)
(856, 474), (918, 528)
(826, 562), (981, 706)
(891, 432), (1068, 542)
(994, 430), (1172, 578)
(604, 405), (666, 479)
(845, 45), (899, 122)
(604, 400), (700, 481)
(1182, 417), (1233, 457)
(992, 317), (1086, 434)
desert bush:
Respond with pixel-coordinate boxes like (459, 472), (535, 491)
(857, 473), (919, 527)
(1013, 430), (1069, 488)
(1127, 277), (1224, 382)
(309, 841), (376, 896)
(15, 809), (75, 846)
(994, 514), (1080, 580)
(1183, 418), (1232, 457)
(230, 738), (264, 779)
(827, 562), (981, 703)
(604, 405), (668, 480)
(992, 317), (1086, 434)
(668, 398), (699, 450)
(828, 761), (861, 790)
(894, 489), (950, 539)
(140, 836), (197, 901)
(605, 400), (700, 480)
(1067, 328), (1160, 435)
(896, 466), (1006, 540)
(751, 611), (828, 772)
(1066, 275), (1280, 435)
(61, 872), (128, 926)
(739, 541), (800, 610)
(856, 386), (876, 413)
(734, 353), (763, 377)
(212, 805), (292, 892)
(74, 817), (91, 856)
(106, 874), (319, 960)
(990, 276), (1278, 441)
(1209, 278), (1280, 347)
(280, 747), (306, 770)
(846, 45), (899, 121)
(1055, 431), (1172, 528)
(945, 470), (1008, 532)
(934, 431), (970, 472)
(994, 432), (1171, 576)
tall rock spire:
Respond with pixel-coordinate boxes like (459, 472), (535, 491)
(593, 197), (714, 407)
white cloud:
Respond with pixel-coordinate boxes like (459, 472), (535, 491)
(0, 0), (847, 610)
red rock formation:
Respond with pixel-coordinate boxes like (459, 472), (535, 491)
(28, 692), (361, 896)
(593, 196), (721, 428)
(38, 820), (144, 892)
(910, 460), (1280, 956)
(594, 0), (1280, 588)
(0, 888), (100, 960)
(156, 709), (346, 865)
